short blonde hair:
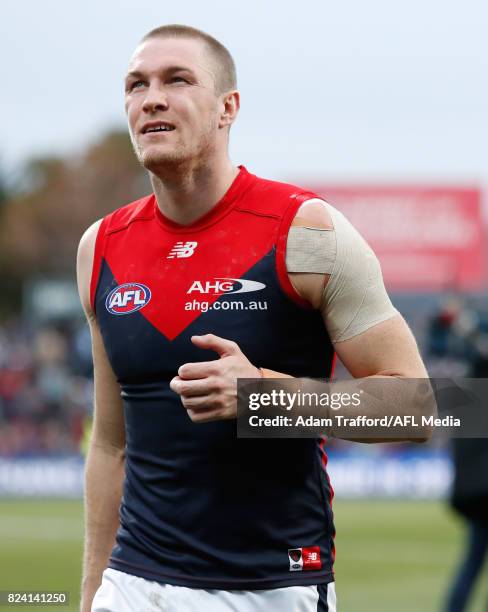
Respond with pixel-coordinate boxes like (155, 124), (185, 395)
(141, 24), (237, 95)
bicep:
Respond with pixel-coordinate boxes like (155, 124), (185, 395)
(334, 314), (428, 378)
(285, 200), (426, 378)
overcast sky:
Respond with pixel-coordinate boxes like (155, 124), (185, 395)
(2, 0), (486, 186)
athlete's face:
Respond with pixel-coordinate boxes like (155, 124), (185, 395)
(125, 37), (224, 171)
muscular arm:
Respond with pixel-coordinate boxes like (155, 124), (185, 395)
(77, 221), (126, 612)
(171, 199), (434, 440)
(285, 200), (433, 441)
(287, 198), (427, 377)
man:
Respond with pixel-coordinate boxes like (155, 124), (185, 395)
(77, 25), (429, 612)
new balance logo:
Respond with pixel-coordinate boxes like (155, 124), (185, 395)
(288, 546), (321, 571)
(167, 241), (198, 259)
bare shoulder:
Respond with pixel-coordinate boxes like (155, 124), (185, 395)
(291, 198), (334, 229)
(77, 219), (103, 320)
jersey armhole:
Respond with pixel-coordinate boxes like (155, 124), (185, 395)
(89, 216), (110, 315)
(275, 192), (319, 310)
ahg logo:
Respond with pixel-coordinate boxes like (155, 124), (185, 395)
(187, 278), (266, 295)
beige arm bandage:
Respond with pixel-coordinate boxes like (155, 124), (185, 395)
(286, 226), (336, 274)
(285, 199), (399, 342)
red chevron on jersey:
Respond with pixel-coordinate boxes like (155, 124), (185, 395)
(91, 166), (318, 341)
(102, 213), (278, 339)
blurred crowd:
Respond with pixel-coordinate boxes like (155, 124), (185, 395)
(0, 319), (93, 456)
(1, 293), (488, 457)
(426, 295), (488, 377)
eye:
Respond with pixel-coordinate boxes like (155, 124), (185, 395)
(128, 80), (146, 92)
(169, 75), (188, 84)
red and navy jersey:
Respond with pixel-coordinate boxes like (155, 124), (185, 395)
(91, 165), (336, 589)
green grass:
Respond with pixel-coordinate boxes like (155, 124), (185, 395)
(333, 500), (488, 611)
(0, 500), (82, 611)
(0, 499), (486, 611)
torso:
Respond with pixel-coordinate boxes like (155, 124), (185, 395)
(90, 166), (336, 589)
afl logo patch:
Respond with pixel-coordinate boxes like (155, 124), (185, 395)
(105, 283), (151, 315)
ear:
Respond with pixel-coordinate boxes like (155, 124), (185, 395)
(218, 90), (240, 129)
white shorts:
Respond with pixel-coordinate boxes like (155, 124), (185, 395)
(91, 568), (337, 612)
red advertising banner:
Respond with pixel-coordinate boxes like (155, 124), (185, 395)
(308, 186), (484, 291)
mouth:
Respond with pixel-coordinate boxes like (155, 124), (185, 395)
(141, 121), (176, 135)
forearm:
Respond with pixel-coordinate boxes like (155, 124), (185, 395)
(329, 375), (434, 442)
(257, 370), (435, 442)
(81, 441), (125, 611)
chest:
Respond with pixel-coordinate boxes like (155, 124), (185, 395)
(95, 215), (297, 382)
(95, 212), (333, 384)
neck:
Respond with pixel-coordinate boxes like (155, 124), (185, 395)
(149, 156), (239, 226)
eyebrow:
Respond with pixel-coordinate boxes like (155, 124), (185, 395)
(125, 66), (196, 82)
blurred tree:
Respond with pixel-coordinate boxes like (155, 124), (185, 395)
(3, 131), (149, 274)
(0, 160), (19, 317)
(0, 131), (149, 315)
(0, 162), (8, 205)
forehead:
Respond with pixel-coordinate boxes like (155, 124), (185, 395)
(127, 37), (214, 83)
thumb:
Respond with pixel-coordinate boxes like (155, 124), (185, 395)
(191, 334), (241, 358)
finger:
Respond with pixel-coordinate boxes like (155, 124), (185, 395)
(169, 376), (182, 394)
(170, 376), (217, 397)
(178, 360), (220, 380)
(181, 395), (215, 410)
(187, 407), (226, 423)
(191, 334), (240, 358)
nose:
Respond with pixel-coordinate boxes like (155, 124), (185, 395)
(142, 83), (169, 114)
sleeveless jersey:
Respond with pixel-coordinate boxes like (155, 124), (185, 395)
(91, 165), (336, 590)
